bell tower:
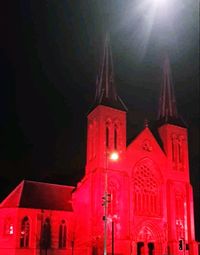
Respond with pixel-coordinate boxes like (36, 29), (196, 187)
(157, 56), (198, 254)
(85, 35), (127, 175)
(157, 56), (189, 178)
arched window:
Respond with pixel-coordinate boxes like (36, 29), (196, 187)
(106, 126), (109, 148)
(114, 125), (118, 149)
(20, 216), (30, 248)
(178, 142), (182, 163)
(41, 218), (51, 249)
(171, 134), (177, 165)
(133, 160), (161, 216)
(59, 220), (67, 248)
(105, 120), (111, 149)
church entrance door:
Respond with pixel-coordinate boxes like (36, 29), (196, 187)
(148, 242), (154, 255)
(136, 241), (155, 255)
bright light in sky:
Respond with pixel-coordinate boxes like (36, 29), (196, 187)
(152, 0), (169, 12)
(153, 0), (167, 6)
(123, 0), (182, 58)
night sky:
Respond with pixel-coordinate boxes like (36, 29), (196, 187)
(1, 0), (199, 239)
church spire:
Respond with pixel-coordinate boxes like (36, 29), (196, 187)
(157, 55), (178, 122)
(93, 34), (127, 111)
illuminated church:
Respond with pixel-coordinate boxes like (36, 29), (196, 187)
(0, 37), (198, 255)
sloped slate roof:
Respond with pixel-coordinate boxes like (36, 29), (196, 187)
(0, 180), (74, 211)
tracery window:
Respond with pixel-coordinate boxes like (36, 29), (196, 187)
(20, 216), (30, 248)
(133, 161), (161, 216)
(59, 220), (67, 248)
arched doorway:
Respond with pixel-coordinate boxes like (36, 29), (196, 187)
(137, 227), (155, 255)
(135, 224), (163, 255)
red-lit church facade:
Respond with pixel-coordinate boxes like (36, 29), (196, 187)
(0, 38), (198, 255)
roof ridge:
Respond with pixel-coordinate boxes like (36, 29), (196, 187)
(18, 180), (25, 207)
(0, 180), (24, 208)
(23, 180), (75, 189)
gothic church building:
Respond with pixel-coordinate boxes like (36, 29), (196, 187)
(0, 37), (198, 255)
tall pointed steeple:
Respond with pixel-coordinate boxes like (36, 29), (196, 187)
(93, 34), (127, 111)
(157, 55), (178, 123)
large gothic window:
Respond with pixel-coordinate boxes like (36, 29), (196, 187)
(133, 159), (162, 216)
(20, 216), (30, 248)
(59, 220), (67, 248)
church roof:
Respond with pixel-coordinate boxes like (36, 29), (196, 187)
(0, 180), (74, 211)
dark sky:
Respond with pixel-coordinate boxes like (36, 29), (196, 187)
(1, 0), (199, 239)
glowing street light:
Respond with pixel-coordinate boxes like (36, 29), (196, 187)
(109, 151), (119, 161)
(103, 150), (119, 255)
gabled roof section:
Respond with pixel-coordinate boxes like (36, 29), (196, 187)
(0, 180), (74, 211)
(157, 56), (186, 127)
(0, 180), (24, 208)
(91, 34), (127, 112)
(127, 126), (165, 157)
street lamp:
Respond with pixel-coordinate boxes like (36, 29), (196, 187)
(102, 151), (119, 255)
(109, 152), (119, 161)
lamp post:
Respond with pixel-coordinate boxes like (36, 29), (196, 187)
(102, 151), (119, 255)
(111, 219), (114, 255)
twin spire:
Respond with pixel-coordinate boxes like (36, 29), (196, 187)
(94, 34), (127, 111)
(157, 55), (178, 122)
(93, 35), (180, 125)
